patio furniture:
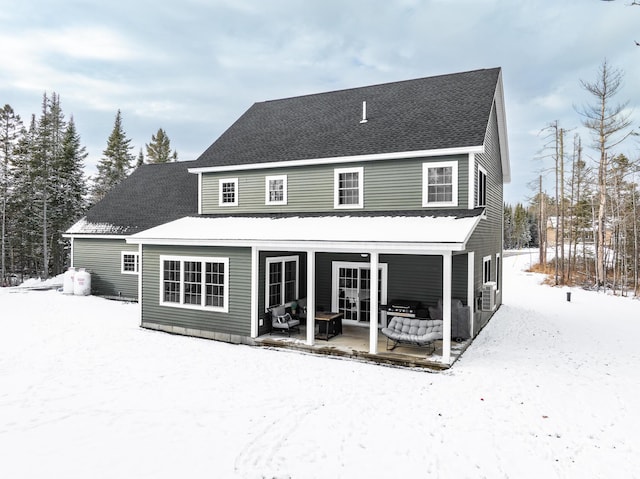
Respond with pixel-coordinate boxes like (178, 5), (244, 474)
(381, 316), (443, 354)
(315, 311), (343, 340)
(269, 305), (300, 336)
(428, 298), (471, 341)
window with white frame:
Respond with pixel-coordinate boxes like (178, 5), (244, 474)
(334, 167), (364, 208)
(496, 253), (501, 291)
(121, 252), (139, 274)
(266, 256), (299, 308)
(219, 178), (238, 206)
(160, 256), (229, 312)
(422, 161), (458, 207)
(483, 255), (492, 284)
(477, 166), (487, 207)
(265, 175), (287, 205)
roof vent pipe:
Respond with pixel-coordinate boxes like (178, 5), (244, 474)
(360, 100), (368, 124)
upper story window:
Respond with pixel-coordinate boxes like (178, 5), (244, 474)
(265, 175), (287, 205)
(160, 255), (229, 313)
(219, 178), (238, 206)
(423, 161), (458, 207)
(477, 166), (487, 207)
(334, 166), (364, 209)
(121, 251), (139, 274)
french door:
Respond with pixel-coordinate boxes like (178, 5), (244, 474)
(331, 261), (387, 325)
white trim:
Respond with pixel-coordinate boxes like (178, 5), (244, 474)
(468, 153), (476, 209)
(265, 174), (288, 205)
(159, 255), (229, 313)
(198, 172), (203, 215)
(422, 161), (459, 207)
(218, 178), (238, 207)
(477, 165), (488, 207)
(496, 252), (501, 293)
(334, 166), (364, 209)
(70, 237), (75, 267)
(330, 261), (388, 325)
(188, 145), (484, 174)
(121, 251), (140, 275)
(369, 252), (379, 354)
(250, 247), (259, 338)
(265, 255), (299, 308)
(442, 252), (452, 365)
(64, 234), (129, 240)
(482, 255), (492, 284)
(467, 252), (475, 337)
(494, 70), (511, 183)
(138, 243), (143, 319)
(306, 251), (316, 346)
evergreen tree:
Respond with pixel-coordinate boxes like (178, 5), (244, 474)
(91, 110), (134, 203)
(145, 127), (177, 163)
(50, 116), (88, 272)
(136, 148), (144, 167)
(0, 105), (23, 283)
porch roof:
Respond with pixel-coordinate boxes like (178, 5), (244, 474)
(127, 210), (483, 252)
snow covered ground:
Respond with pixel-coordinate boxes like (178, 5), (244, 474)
(1, 250), (639, 478)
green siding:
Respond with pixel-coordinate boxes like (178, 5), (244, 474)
(201, 155), (468, 214)
(141, 245), (252, 336)
(467, 106), (505, 331)
(72, 237), (138, 299)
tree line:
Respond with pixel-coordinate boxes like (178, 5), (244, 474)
(504, 60), (639, 296)
(0, 94), (178, 284)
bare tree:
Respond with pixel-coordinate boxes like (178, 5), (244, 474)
(578, 60), (634, 289)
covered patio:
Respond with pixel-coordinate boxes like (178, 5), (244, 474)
(255, 324), (472, 370)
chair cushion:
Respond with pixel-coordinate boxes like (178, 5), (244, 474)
(381, 317), (443, 344)
(276, 312), (292, 324)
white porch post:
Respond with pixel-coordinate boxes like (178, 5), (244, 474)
(369, 252), (379, 354)
(467, 252), (475, 338)
(138, 243), (143, 325)
(306, 250), (316, 346)
(442, 252), (452, 364)
(250, 246), (259, 338)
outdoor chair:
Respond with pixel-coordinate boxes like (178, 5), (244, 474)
(381, 316), (443, 354)
(269, 304), (301, 336)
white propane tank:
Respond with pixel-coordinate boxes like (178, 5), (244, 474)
(73, 268), (91, 296)
(63, 267), (76, 294)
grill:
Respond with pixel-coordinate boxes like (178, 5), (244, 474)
(385, 299), (422, 318)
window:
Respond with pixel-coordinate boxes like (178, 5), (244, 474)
(422, 161), (458, 207)
(219, 178), (238, 206)
(160, 256), (229, 312)
(496, 253), (501, 292)
(483, 255), (492, 284)
(265, 256), (299, 308)
(121, 252), (139, 274)
(265, 175), (287, 205)
(334, 167), (364, 208)
(477, 166), (487, 207)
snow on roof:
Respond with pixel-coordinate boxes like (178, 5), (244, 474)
(128, 213), (482, 250)
(65, 217), (130, 235)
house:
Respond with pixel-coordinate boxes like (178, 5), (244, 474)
(66, 67), (510, 366)
(65, 161), (198, 300)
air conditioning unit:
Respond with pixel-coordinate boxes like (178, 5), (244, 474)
(481, 282), (497, 311)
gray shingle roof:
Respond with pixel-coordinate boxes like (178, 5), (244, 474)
(67, 161), (198, 235)
(192, 68), (501, 168)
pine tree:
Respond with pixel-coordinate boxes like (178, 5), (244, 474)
(50, 116), (88, 273)
(91, 110), (134, 203)
(145, 128), (177, 163)
(0, 105), (23, 284)
(136, 148), (144, 167)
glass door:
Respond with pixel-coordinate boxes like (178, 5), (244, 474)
(333, 262), (387, 326)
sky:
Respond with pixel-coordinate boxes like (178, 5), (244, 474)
(0, 0), (638, 205)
